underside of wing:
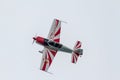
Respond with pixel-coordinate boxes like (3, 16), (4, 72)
(40, 48), (57, 71)
(47, 19), (61, 43)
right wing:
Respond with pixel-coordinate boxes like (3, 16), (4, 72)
(40, 48), (57, 72)
(47, 19), (61, 43)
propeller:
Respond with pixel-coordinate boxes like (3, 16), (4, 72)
(32, 34), (37, 44)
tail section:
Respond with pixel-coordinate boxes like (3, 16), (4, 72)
(71, 41), (83, 64)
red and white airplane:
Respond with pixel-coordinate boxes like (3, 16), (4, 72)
(32, 19), (83, 72)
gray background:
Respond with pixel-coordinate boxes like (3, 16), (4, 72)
(0, 0), (120, 80)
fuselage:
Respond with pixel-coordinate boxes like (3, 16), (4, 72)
(33, 36), (73, 53)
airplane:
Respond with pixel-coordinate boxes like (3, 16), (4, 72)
(32, 19), (83, 72)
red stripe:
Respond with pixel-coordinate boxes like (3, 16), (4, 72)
(56, 19), (59, 27)
(50, 50), (57, 56)
(75, 53), (79, 62)
(41, 53), (47, 71)
(47, 50), (52, 66)
(76, 41), (80, 48)
(75, 52), (80, 56)
(72, 52), (80, 63)
(42, 61), (47, 71)
(77, 44), (81, 48)
(74, 55), (77, 62)
(72, 55), (74, 63)
(55, 27), (61, 36)
(54, 39), (60, 42)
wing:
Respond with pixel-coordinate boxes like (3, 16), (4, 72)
(47, 19), (61, 43)
(40, 48), (57, 71)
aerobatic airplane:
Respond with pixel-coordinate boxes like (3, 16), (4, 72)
(32, 19), (83, 72)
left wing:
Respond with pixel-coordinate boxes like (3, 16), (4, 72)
(47, 19), (61, 43)
(40, 48), (57, 71)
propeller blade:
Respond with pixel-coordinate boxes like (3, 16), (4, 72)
(32, 33), (37, 44)
(32, 40), (35, 44)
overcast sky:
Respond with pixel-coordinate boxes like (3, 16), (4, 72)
(0, 0), (120, 80)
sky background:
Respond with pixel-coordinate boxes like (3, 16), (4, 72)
(0, 0), (120, 80)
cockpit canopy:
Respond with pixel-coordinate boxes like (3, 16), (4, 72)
(48, 41), (62, 48)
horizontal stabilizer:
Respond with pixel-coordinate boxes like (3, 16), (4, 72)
(71, 41), (83, 64)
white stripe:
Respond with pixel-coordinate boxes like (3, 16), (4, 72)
(74, 55), (77, 63)
(48, 50), (54, 61)
(40, 49), (47, 70)
(54, 34), (60, 40)
(44, 50), (50, 71)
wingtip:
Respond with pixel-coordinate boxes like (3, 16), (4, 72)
(54, 18), (67, 23)
(40, 69), (53, 74)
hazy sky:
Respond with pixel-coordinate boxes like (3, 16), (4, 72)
(0, 0), (120, 80)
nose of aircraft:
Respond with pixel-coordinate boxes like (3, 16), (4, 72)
(33, 36), (44, 45)
(32, 37), (36, 44)
(33, 37), (36, 40)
